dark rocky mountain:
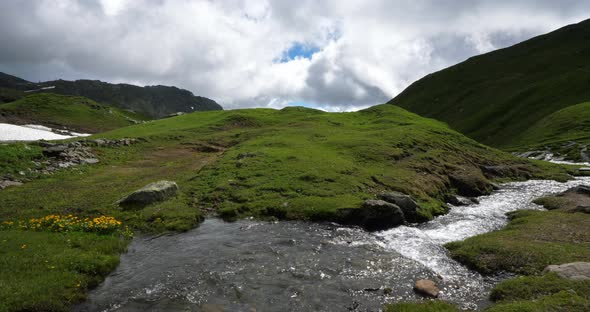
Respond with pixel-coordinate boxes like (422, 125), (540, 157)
(0, 72), (222, 118)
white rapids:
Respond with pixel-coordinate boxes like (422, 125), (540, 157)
(373, 177), (590, 305)
(0, 123), (90, 141)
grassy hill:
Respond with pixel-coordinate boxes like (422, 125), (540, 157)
(515, 101), (590, 145)
(509, 101), (590, 160)
(0, 105), (577, 311)
(0, 105), (574, 229)
(0, 93), (150, 133)
(0, 72), (223, 118)
(389, 18), (590, 149)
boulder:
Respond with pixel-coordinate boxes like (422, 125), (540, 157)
(42, 145), (68, 157)
(447, 195), (478, 206)
(337, 200), (405, 231)
(581, 146), (589, 162)
(572, 206), (590, 213)
(543, 262), (590, 280)
(449, 170), (492, 197)
(0, 180), (23, 190)
(79, 158), (99, 165)
(117, 180), (179, 209)
(480, 165), (532, 179)
(378, 191), (420, 222)
(567, 185), (590, 196)
(414, 279), (439, 298)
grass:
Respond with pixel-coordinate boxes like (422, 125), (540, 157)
(0, 141), (210, 232)
(0, 93), (150, 133)
(71, 104), (572, 222)
(0, 87), (24, 104)
(486, 274), (590, 311)
(0, 230), (127, 312)
(487, 291), (590, 312)
(0, 143), (44, 177)
(507, 101), (590, 161)
(490, 273), (590, 303)
(0, 104), (578, 311)
(389, 18), (590, 149)
(446, 209), (590, 311)
(532, 196), (573, 210)
(445, 210), (590, 275)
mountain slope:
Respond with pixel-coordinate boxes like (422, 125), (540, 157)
(0, 93), (150, 133)
(389, 18), (590, 148)
(0, 72), (223, 118)
(0, 104), (575, 311)
(41, 79), (222, 118)
(510, 101), (590, 161)
(0, 105), (572, 227)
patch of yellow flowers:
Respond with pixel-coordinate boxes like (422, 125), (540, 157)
(1, 214), (132, 237)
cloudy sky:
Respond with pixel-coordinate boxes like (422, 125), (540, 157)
(1, 1), (589, 111)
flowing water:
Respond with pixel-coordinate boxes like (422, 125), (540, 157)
(76, 177), (590, 312)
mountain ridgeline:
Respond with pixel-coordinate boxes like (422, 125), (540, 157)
(389, 18), (590, 151)
(0, 72), (222, 118)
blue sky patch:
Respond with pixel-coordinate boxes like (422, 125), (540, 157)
(278, 42), (320, 62)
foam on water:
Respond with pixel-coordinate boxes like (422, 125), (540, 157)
(75, 177), (590, 311)
(374, 177), (590, 304)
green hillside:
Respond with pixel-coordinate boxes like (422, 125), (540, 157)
(389, 18), (590, 148)
(0, 105), (572, 229)
(0, 93), (150, 133)
(0, 105), (577, 311)
(512, 101), (590, 146)
(509, 101), (590, 161)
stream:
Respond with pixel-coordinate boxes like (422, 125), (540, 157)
(75, 177), (590, 312)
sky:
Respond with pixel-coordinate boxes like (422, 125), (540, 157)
(0, 1), (589, 111)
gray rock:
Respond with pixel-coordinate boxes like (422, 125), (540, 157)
(0, 180), (23, 190)
(80, 158), (100, 165)
(42, 145), (68, 157)
(92, 139), (108, 146)
(448, 195), (477, 206)
(414, 279), (439, 297)
(449, 171), (492, 197)
(118, 180), (179, 209)
(480, 165), (532, 179)
(543, 262), (590, 280)
(572, 206), (590, 213)
(378, 191), (419, 222)
(581, 146), (589, 162)
(568, 185), (590, 196)
(337, 200), (405, 231)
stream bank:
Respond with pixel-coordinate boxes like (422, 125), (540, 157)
(76, 177), (590, 311)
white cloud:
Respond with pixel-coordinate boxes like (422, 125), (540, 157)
(0, 0), (588, 111)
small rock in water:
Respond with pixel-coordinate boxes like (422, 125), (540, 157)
(117, 180), (179, 209)
(543, 262), (590, 280)
(414, 279), (440, 298)
(447, 195), (478, 206)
